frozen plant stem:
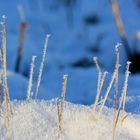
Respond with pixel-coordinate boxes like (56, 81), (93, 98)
(0, 74), (2, 113)
(0, 49), (2, 113)
(36, 35), (50, 97)
(56, 98), (60, 131)
(99, 70), (116, 113)
(93, 57), (102, 110)
(15, 5), (28, 73)
(93, 57), (108, 90)
(110, 0), (131, 58)
(121, 61), (131, 126)
(115, 61), (131, 128)
(61, 75), (68, 113)
(57, 75), (68, 131)
(1, 16), (10, 126)
(93, 71), (108, 111)
(1, 15), (12, 139)
(93, 57), (102, 74)
(113, 43), (121, 140)
(27, 56), (36, 99)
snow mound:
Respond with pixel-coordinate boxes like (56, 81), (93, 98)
(0, 100), (140, 140)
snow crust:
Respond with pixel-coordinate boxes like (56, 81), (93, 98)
(0, 100), (140, 140)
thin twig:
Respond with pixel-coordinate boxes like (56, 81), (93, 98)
(93, 71), (108, 111)
(56, 75), (68, 131)
(113, 43), (121, 140)
(1, 15), (12, 139)
(121, 62), (131, 126)
(115, 61), (131, 128)
(15, 5), (28, 72)
(35, 35), (50, 97)
(27, 56), (36, 99)
(110, 0), (131, 58)
(99, 70), (116, 113)
(0, 49), (2, 113)
(0, 74), (2, 114)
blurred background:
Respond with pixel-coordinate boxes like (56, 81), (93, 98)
(0, 0), (140, 112)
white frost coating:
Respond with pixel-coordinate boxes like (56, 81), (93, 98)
(0, 100), (140, 140)
(115, 43), (121, 52)
(27, 56), (36, 99)
(99, 70), (116, 113)
(93, 57), (101, 73)
(36, 34), (50, 97)
(93, 56), (97, 61)
(122, 62), (131, 112)
(93, 56), (102, 111)
(2, 15), (6, 19)
(119, 62), (131, 111)
(93, 71), (108, 111)
(62, 74), (68, 97)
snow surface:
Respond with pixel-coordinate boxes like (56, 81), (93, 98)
(0, 100), (140, 140)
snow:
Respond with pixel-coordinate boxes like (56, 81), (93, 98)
(0, 100), (140, 140)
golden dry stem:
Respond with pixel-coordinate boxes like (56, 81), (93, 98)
(121, 62), (131, 126)
(56, 75), (68, 131)
(113, 43), (121, 140)
(1, 16), (12, 139)
(93, 71), (108, 111)
(56, 98), (61, 131)
(0, 51), (2, 113)
(0, 74), (2, 113)
(114, 61), (131, 131)
(99, 70), (116, 113)
(110, 0), (131, 58)
(61, 75), (68, 113)
(110, 0), (125, 38)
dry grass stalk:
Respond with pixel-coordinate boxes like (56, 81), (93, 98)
(36, 35), (50, 97)
(93, 57), (102, 74)
(99, 70), (116, 113)
(115, 61), (131, 129)
(113, 43), (121, 140)
(56, 75), (68, 131)
(1, 16), (12, 139)
(110, 0), (131, 58)
(121, 114), (128, 124)
(27, 56), (36, 99)
(93, 57), (108, 90)
(56, 98), (61, 130)
(0, 49), (2, 113)
(93, 71), (108, 111)
(93, 57), (102, 91)
(121, 61), (131, 126)
(0, 74), (2, 113)
(1, 16), (10, 126)
(93, 57), (102, 110)
(60, 75), (68, 113)
(15, 5), (28, 72)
